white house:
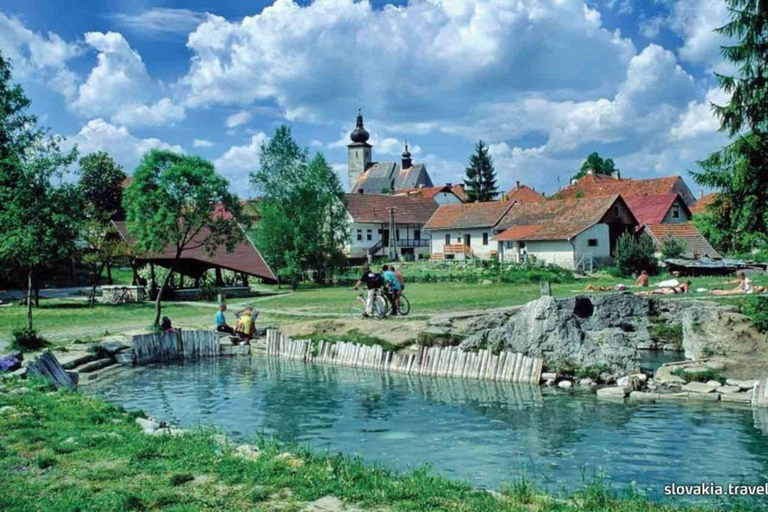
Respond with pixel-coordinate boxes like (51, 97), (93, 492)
(342, 193), (439, 262)
(493, 195), (639, 270)
(424, 201), (515, 260)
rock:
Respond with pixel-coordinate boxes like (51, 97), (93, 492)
(683, 366), (710, 376)
(716, 386), (740, 394)
(596, 386), (630, 398)
(657, 392), (690, 402)
(630, 391), (661, 401)
(234, 444), (261, 461)
(557, 380), (572, 389)
(101, 340), (130, 355)
(656, 374), (686, 386)
(681, 382), (719, 394)
(135, 417), (159, 435)
(721, 393), (753, 404)
(679, 300), (768, 360)
(688, 392), (720, 402)
(153, 427), (186, 437)
(617, 374), (646, 390)
(739, 380), (757, 391)
(114, 351), (135, 365)
(705, 361), (725, 371)
(0, 405), (18, 415)
(726, 378), (741, 387)
(277, 452), (304, 468)
(479, 279), (493, 285)
(544, 379), (555, 387)
(706, 380), (723, 388)
(541, 372), (558, 381)
(578, 378), (595, 387)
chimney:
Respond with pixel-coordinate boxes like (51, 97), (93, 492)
(418, 184), (425, 189)
(446, 182), (452, 187)
(699, 189), (704, 199)
(358, 189), (364, 194)
(613, 170), (621, 179)
(586, 169), (594, 176)
(571, 179), (579, 186)
(516, 180), (521, 190)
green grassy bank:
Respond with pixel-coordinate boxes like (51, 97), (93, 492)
(0, 378), (737, 512)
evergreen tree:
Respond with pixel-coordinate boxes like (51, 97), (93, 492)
(571, 152), (618, 182)
(692, 0), (768, 253)
(463, 140), (498, 202)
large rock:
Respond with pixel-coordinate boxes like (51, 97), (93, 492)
(681, 381), (719, 394)
(677, 301), (768, 360)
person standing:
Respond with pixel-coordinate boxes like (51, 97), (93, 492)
(393, 265), (405, 291)
(382, 264), (402, 316)
(353, 264), (381, 316)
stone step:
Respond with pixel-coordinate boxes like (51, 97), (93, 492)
(77, 363), (130, 383)
(59, 353), (99, 370)
(75, 358), (114, 374)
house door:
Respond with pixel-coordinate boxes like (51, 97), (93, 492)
(381, 229), (390, 247)
(463, 234), (471, 246)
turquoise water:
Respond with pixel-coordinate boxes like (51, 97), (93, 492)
(89, 357), (768, 500)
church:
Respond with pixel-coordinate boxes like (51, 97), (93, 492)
(347, 111), (434, 194)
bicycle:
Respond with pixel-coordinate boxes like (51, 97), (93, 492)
(350, 289), (387, 320)
(384, 290), (410, 316)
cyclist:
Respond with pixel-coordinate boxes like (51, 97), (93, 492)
(353, 264), (382, 316)
(382, 264), (402, 316)
(393, 265), (405, 291)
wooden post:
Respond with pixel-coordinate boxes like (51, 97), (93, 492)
(540, 281), (551, 297)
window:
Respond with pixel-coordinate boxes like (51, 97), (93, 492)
(356, 229), (362, 242)
(483, 232), (489, 246)
(366, 229), (372, 241)
(414, 229), (421, 240)
(445, 234), (451, 245)
(519, 241), (526, 248)
(672, 206), (680, 219)
(506, 241), (514, 249)
(613, 205), (621, 217)
(396, 229), (400, 240)
(588, 239), (598, 247)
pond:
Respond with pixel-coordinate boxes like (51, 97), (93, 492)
(89, 357), (768, 500)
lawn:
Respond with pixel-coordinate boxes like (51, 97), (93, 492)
(0, 379), (715, 512)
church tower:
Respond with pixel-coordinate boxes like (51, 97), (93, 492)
(347, 109), (372, 191)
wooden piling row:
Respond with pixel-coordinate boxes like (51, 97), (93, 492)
(754, 378), (768, 408)
(132, 330), (220, 365)
(264, 329), (543, 384)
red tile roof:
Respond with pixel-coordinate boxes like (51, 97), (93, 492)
(113, 221), (277, 282)
(691, 192), (718, 215)
(451, 184), (469, 202)
(643, 223), (721, 259)
(554, 173), (686, 202)
(394, 185), (459, 200)
(342, 193), (439, 225)
(624, 193), (690, 226)
(424, 201), (514, 230)
(494, 195), (635, 241)
(504, 184), (545, 204)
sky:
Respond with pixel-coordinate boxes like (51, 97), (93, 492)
(0, 0), (734, 198)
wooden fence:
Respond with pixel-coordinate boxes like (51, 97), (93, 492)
(754, 378), (768, 408)
(265, 329), (543, 384)
(26, 352), (77, 389)
(132, 330), (219, 365)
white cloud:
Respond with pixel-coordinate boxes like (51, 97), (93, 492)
(181, 0), (635, 123)
(669, 0), (731, 73)
(0, 13), (80, 97)
(112, 98), (186, 127)
(111, 8), (207, 35)
(670, 87), (729, 141)
(193, 138), (215, 148)
(225, 110), (253, 129)
(213, 133), (268, 193)
(71, 32), (155, 118)
(67, 118), (183, 172)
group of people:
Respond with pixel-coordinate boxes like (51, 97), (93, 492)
(353, 263), (405, 317)
(584, 270), (765, 296)
(214, 303), (257, 344)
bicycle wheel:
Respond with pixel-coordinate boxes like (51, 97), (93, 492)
(371, 295), (387, 320)
(397, 294), (410, 316)
(350, 296), (366, 319)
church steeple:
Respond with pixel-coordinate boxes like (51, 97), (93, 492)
(347, 109), (373, 192)
(401, 140), (412, 169)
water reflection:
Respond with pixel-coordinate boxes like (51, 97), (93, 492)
(89, 356), (768, 498)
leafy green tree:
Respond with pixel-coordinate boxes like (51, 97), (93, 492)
(660, 233), (688, 260)
(251, 126), (348, 289)
(124, 150), (243, 327)
(571, 152), (619, 181)
(614, 232), (659, 276)
(463, 140), (499, 202)
(0, 52), (80, 330)
(77, 152), (128, 305)
(691, 0), (768, 253)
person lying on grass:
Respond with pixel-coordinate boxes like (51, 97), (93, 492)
(637, 281), (691, 295)
(710, 271), (767, 295)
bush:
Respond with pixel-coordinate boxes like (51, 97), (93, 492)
(743, 296), (768, 333)
(614, 232), (658, 277)
(660, 233), (687, 260)
(10, 326), (49, 351)
(198, 280), (221, 301)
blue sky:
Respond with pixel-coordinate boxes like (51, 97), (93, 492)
(0, 0), (732, 197)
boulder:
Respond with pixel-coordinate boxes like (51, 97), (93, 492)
(716, 386), (741, 394)
(681, 382), (719, 394)
(557, 380), (573, 389)
(541, 372), (558, 381)
(630, 391), (661, 401)
(579, 378), (595, 387)
(739, 380), (758, 391)
(706, 380), (723, 388)
(234, 444), (261, 461)
(597, 386), (630, 398)
(678, 301), (768, 360)
(101, 340), (130, 356)
(135, 417), (159, 435)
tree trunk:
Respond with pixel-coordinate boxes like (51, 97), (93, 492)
(26, 268), (33, 330)
(131, 259), (139, 286)
(215, 267), (223, 287)
(150, 263), (157, 298)
(154, 255), (180, 328)
(107, 262), (113, 284)
(90, 263), (106, 308)
(33, 274), (40, 307)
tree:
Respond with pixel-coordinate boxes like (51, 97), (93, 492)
(77, 152), (128, 306)
(614, 232), (659, 276)
(691, 0), (768, 253)
(251, 126), (348, 289)
(660, 233), (688, 260)
(124, 150), (243, 327)
(571, 152), (619, 182)
(463, 140), (499, 202)
(0, 52), (80, 330)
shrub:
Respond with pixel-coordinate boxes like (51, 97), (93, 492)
(660, 233), (687, 260)
(10, 326), (49, 351)
(198, 280), (221, 301)
(614, 232), (658, 277)
(743, 296), (768, 333)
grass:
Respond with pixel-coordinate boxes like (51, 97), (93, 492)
(295, 328), (397, 352)
(0, 378), (726, 512)
(671, 367), (724, 383)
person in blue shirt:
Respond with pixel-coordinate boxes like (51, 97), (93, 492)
(214, 303), (235, 334)
(382, 265), (402, 315)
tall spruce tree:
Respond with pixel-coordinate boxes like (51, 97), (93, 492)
(692, 0), (768, 253)
(463, 140), (499, 202)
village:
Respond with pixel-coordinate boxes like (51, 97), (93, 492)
(2, 1), (768, 511)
